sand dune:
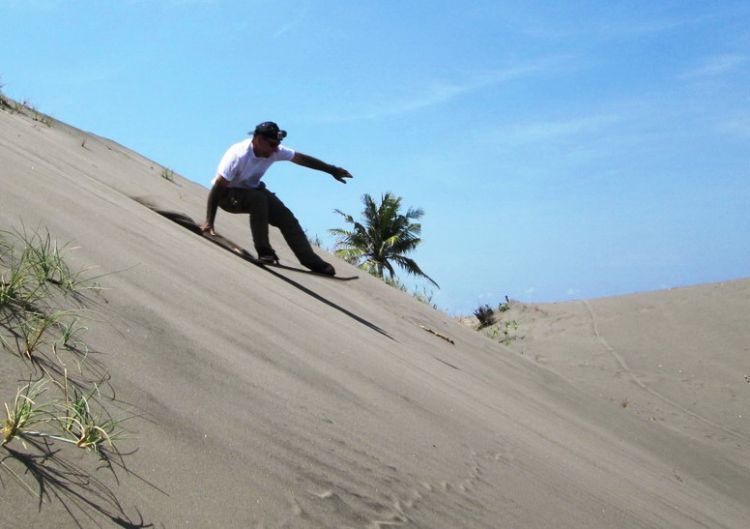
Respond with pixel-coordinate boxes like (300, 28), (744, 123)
(1, 105), (749, 528)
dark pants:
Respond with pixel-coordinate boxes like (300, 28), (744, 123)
(218, 187), (326, 269)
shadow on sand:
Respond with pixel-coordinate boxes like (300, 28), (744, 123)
(2, 440), (162, 528)
(139, 204), (394, 341)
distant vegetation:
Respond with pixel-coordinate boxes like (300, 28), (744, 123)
(473, 297), (520, 345)
(0, 77), (52, 126)
(0, 78), (9, 111)
(160, 167), (176, 183)
(474, 304), (496, 329)
(385, 275), (439, 310)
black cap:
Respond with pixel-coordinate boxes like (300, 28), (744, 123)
(253, 121), (287, 141)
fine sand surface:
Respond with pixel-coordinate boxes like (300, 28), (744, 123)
(1, 105), (749, 528)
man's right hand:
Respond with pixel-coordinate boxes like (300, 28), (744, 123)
(200, 223), (216, 236)
(331, 166), (353, 183)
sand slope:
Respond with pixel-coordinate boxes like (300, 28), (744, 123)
(1, 106), (748, 528)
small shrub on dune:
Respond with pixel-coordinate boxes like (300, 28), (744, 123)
(160, 168), (176, 183)
(0, 78), (11, 112)
(474, 304), (496, 329)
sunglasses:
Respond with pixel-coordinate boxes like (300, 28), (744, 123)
(262, 136), (281, 147)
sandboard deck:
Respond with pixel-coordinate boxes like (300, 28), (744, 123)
(149, 208), (358, 281)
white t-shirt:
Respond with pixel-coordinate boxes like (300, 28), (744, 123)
(213, 137), (296, 189)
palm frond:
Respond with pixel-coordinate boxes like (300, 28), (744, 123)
(392, 255), (440, 288)
(331, 192), (438, 288)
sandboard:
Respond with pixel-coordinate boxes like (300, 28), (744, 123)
(151, 209), (358, 281)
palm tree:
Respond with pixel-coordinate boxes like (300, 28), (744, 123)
(330, 192), (439, 288)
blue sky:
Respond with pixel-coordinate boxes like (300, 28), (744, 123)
(2, 1), (749, 314)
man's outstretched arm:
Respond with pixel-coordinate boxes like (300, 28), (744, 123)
(291, 152), (353, 183)
(201, 176), (229, 234)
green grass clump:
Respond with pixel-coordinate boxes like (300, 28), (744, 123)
(0, 218), (147, 525)
(384, 276), (439, 310)
(0, 87), (52, 125)
(0, 261), (35, 307)
(472, 297), (521, 345)
(60, 384), (122, 451)
(58, 315), (88, 350)
(0, 79), (13, 112)
(484, 319), (521, 345)
(1, 381), (48, 446)
(0, 228), (101, 358)
(160, 167), (176, 183)
(1, 226), (132, 513)
(0, 228), (99, 309)
(1, 378), (124, 453)
(18, 309), (66, 358)
(18, 228), (96, 295)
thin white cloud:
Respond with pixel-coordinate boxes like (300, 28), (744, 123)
(324, 56), (574, 122)
(500, 114), (624, 145)
(681, 54), (746, 79)
(367, 70), (525, 118)
(403, 63), (554, 111)
(596, 16), (691, 37)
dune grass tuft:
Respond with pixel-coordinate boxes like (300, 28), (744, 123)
(1, 226), (131, 510)
(160, 167), (176, 183)
(60, 384), (122, 451)
(18, 309), (65, 358)
(0, 260), (34, 307)
(1, 380), (49, 446)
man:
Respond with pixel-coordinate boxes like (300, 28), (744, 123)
(201, 121), (352, 275)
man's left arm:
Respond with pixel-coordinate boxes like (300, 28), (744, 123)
(291, 152), (352, 183)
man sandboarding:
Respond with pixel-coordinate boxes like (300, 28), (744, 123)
(201, 121), (352, 276)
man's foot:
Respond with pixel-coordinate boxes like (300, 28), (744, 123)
(309, 262), (336, 276)
(257, 250), (279, 264)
